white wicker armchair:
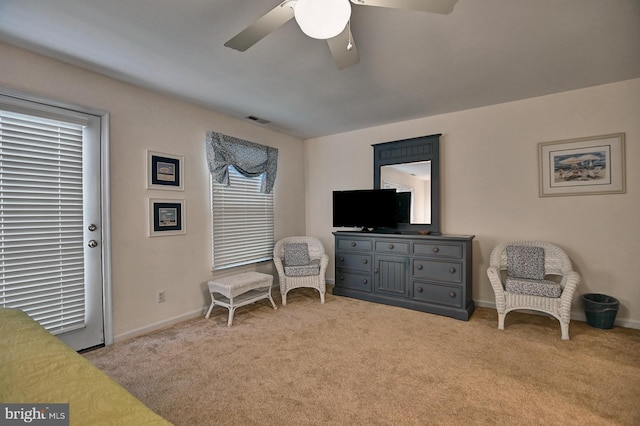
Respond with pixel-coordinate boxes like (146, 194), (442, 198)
(273, 236), (329, 306)
(486, 241), (580, 340)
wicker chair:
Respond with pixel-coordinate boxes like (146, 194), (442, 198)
(486, 241), (580, 340)
(273, 236), (328, 306)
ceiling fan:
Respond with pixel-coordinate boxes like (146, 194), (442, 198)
(224, 0), (459, 69)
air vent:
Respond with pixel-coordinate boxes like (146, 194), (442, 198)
(246, 115), (270, 124)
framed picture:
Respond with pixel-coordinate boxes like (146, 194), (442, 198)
(147, 150), (184, 191)
(538, 133), (625, 197)
(149, 198), (186, 237)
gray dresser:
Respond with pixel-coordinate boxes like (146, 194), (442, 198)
(333, 232), (475, 320)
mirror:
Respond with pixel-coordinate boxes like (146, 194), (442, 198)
(373, 134), (440, 235)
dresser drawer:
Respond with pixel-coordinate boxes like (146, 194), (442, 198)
(336, 253), (372, 272)
(412, 259), (462, 283)
(374, 240), (409, 254)
(413, 282), (462, 308)
(413, 242), (462, 259)
(336, 238), (372, 252)
(335, 271), (372, 292)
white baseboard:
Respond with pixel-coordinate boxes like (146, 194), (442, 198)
(329, 280), (639, 329)
(113, 293), (638, 343)
(113, 284), (282, 343)
(113, 308), (204, 343)
(474, 299), (639, 330)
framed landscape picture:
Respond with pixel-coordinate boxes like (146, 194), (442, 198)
(148, 199), (186, 237)
(147, 150), (184, 191)
(538, 133), (625, 197)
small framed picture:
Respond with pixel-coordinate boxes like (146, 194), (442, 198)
(538, 133), (626, 197)
(149, 198), (186, 237)
(147, 150), (184, 191)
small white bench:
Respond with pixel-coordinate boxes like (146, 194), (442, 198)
(205, 272), (277, 326)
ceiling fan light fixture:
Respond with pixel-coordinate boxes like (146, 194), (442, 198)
(294, 0), (351, 40)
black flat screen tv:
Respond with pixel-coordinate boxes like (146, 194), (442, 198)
(332, 189), (397, 230)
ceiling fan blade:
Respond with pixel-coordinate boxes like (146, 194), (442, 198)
(349, 0), (458, 14)
(327, 26), (360, 69)
(224, 1), (295, 52)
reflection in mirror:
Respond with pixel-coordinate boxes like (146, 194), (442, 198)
(380, 161), (431, 224)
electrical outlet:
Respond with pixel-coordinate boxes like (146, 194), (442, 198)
(157, 290), (166, 303)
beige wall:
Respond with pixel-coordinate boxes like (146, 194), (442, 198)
(306, 78), (640, 328)
(0, 42), (307, 340)
(3, 40), (638, 336)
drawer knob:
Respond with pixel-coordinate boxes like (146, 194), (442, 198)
(374, 268), (379, 274)
(388, 244), (394, 250)
(449, 267), (456, 273)
(363, 279), (368, 285)
(339, 257), (344, 262)
(417, 264), (423, 270)
(450, 292), (456, 298)
(417, 287), (424, 293)
(433, 247), (440, 253)
(339, 275), (344, 281)
(351, 242), (356, 247)
(363, 259), (368, 264)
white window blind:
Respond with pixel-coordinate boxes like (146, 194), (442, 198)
(211, 166), (274, 270)
(0, 109), (86, 334)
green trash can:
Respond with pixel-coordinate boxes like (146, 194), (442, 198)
(582, 293), (619, 329)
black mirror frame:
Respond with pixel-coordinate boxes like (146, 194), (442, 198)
(373, 134), (441, 235)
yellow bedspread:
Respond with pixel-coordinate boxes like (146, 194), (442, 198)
(0, 308), (172, 425)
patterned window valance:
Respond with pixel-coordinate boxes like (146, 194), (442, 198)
(206, 131), (278, 194)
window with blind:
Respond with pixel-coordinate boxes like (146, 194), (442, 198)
(0, 109), (86, 334)
(211, 165), (274, 270)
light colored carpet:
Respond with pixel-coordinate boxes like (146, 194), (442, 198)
(84, 288), (640, 425)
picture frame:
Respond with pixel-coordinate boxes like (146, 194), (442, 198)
(146, 150), (184, 191)
(538, 133), (625, 197)
(148, 198), (186, 237)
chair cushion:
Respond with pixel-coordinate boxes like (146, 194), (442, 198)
(505, 277), (562, 298)
(283, 243), (310, 266)
(507, 245), (545, 280)
(284, 259), (321, 277)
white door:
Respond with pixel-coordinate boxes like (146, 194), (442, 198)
(0, 93), (108, 351)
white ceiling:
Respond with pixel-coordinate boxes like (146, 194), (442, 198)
(1, 0), (639, 139)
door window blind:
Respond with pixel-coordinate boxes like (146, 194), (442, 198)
(211, 166), (274, 270)
(0, 109), (86, 334)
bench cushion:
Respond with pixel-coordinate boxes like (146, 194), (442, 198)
(208, 272), (273, 299)
(505, 277), (562, 298)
